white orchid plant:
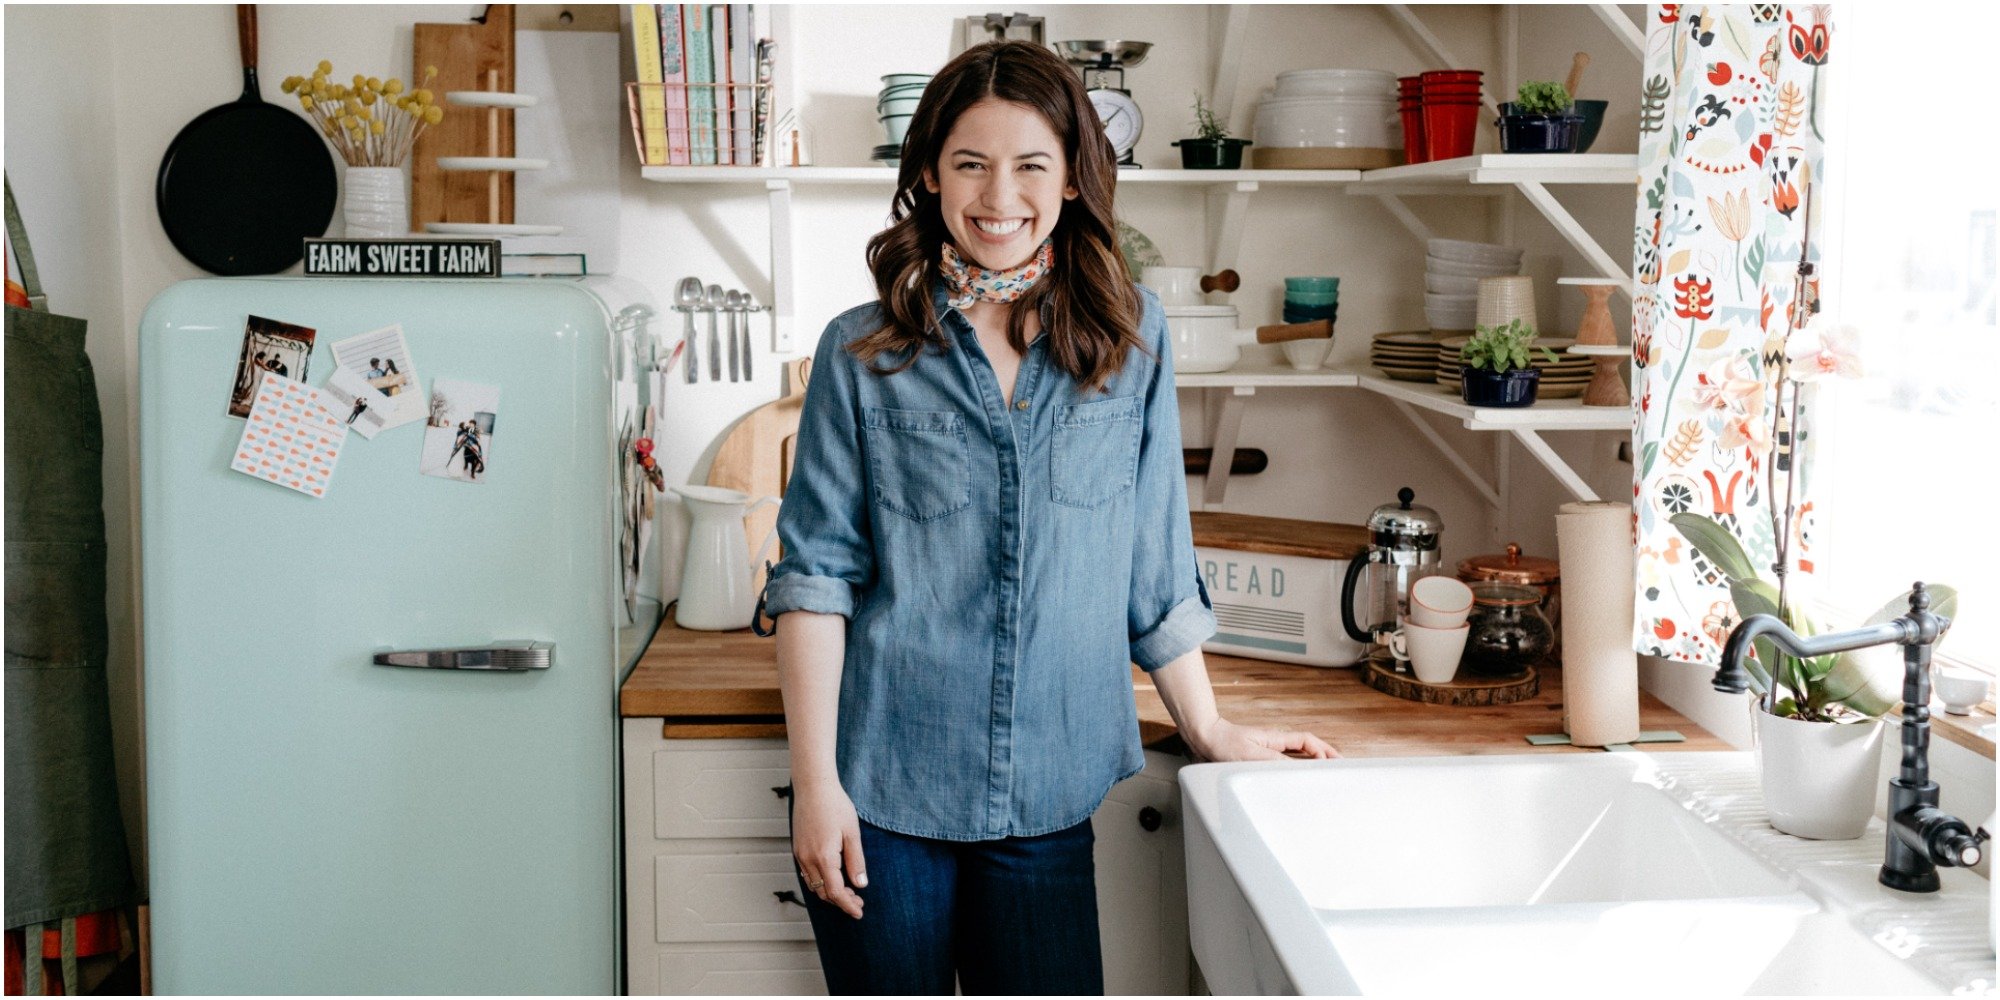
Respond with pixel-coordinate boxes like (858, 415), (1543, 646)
(1668, 188), (1954, 722)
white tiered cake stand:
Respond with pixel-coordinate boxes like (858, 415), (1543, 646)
(428, 84), (562, 238)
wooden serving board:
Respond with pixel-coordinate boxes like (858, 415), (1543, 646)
(1362, 657), (1540, 706)
(412, 5), (515, 230)
(705, 358), (811, 598)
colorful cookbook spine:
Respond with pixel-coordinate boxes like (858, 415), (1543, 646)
(630, 4), (668, 166)
(683, 5), (715, 165)
(657, 5), (690, 165)
(731, 5), (755, 167)
(708, 5), (734, 165)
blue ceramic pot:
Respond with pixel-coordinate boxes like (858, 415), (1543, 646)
(1459, 366), (1540, 407)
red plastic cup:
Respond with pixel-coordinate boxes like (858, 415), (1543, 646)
(1423, 98), (1480, 160)
(1399, 105), (1428, 163)
(1421, 69), (1484, 84)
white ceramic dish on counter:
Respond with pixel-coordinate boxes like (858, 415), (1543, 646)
(1272, 68), (1396, 97)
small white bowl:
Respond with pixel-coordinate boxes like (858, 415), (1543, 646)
(1427, 238), (1524, 266)
(1934, 669), (1991, 715)
(1426, 256), (1521, 278)
(1280, 337), (1334, 371)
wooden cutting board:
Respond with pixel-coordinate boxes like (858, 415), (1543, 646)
(706, 357), (811, 597)
(412, 5), (515, 229)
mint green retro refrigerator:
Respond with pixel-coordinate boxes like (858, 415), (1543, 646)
(139, 277), (664, 994)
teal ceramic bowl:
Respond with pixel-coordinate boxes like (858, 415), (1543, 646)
(1285, 277), (1341, 294)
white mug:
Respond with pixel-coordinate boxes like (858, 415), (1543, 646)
(1408, 576), (1474, 629)
(1390, 618), (1470, 684)
(1141, 265), (1204, 307)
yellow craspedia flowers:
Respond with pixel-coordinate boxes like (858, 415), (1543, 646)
(288, 59), (445, 167)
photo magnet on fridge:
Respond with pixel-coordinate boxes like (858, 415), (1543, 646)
(419, 379), (500, 485)
(317, 368), (393, 439)
(329, 325), (425, 430)
(227, 315), (317, 418)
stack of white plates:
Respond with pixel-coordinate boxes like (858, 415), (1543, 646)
(1425, 239), (1522, 332)
(1253, 69), (1398, 150)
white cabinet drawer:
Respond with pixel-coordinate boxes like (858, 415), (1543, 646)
(656, 943), (826, 995)
(654, 851), (815, 943)
(651, 745), (793, 840)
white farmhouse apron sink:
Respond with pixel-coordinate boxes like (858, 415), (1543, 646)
(1181, 753), (1984, 995)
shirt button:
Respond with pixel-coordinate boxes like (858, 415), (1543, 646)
(1015, 399), (1029, 410)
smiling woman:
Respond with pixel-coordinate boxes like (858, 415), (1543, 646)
(752, 39), (1336, 997)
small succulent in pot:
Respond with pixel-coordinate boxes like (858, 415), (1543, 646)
(1173, 92), (1252, 169)
(1496, 80), (1584, 153)
(1460, 319), (1557, 407)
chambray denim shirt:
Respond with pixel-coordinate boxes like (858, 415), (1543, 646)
(756, 278), (1215, 841)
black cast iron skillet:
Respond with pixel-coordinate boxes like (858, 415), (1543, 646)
(157, 5), (337, 275)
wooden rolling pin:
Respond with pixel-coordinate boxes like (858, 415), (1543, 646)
(1183, 448), (1268, 476)
(1565, 51), (1591, 100)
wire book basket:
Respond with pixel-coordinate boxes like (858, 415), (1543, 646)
(625, 81), (775, 167)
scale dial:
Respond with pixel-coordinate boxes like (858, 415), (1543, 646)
(1088, 88), (1143, 161)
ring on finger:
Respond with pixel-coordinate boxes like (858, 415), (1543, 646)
(805, 876), (824, 891)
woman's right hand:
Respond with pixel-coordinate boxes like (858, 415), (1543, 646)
(792, 779), (867, 919)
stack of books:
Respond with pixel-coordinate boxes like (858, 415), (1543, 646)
(629, 5), (778, 167)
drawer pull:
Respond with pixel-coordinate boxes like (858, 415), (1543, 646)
(773, 890), (808, 909)
(1138, 806), (1163, 833)
(773, 784), (793, 799)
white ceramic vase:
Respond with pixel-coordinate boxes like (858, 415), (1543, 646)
(343, 166), (409, 238)
(1754, 707), (1885, 840)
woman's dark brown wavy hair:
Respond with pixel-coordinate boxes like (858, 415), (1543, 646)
(850, 40), (1145, 393)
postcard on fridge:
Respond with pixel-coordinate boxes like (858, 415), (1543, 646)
(227, 315), (316, 418)
(419, 378), (500, 485)
(230, 371), (347, 498)
(329, 324), (424, 429)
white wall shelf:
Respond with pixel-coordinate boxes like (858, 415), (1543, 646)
(1181, 364), (1623, 511)
(639, 166), (1361, 186)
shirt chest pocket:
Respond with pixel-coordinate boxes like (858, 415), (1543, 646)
(863, 406), (972, 522)
(1051, 395), (1142, 510)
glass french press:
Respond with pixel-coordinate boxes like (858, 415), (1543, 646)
(1339, 487), (1446, 655)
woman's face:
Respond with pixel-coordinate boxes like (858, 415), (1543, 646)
(923, 99), (1077, 271)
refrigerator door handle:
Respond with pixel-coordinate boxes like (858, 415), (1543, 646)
(371, 641), (555, 671)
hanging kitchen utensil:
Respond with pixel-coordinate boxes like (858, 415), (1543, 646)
(156, 5), (337, 275)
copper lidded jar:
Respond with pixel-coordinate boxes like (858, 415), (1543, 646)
(1458, 542), (1561, 652)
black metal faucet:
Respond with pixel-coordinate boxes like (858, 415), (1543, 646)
(1718, 582), (1987, 893)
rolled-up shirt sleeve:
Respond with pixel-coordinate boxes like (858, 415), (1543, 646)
(757, 319), (876, 626)
(1127, 292), (1217, 671)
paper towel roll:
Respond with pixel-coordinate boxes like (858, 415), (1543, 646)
(1556, 500), (1640, 746)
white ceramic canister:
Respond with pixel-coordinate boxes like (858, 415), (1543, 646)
(1164, 304), (1243, 373)
(1141, 265), (1204, 307)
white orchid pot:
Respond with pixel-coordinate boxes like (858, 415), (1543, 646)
(343, 166), (409, 239)
(1754, 707), (1885, 840)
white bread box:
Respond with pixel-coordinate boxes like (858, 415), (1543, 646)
(1191, 512), (1372, 668)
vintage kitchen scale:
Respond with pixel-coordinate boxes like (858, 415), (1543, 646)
(1057, 40), (1151, 168)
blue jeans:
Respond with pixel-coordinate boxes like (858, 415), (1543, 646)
(791, 813), (1103, 995)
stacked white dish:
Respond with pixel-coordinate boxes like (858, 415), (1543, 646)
(1253, 69), (1397, 150)
(1424, 238), (1522, 332)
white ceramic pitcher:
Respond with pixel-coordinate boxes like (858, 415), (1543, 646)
(672, 484), (781, 631)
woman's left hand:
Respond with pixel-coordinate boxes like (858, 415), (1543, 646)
(1185, 717), (1338, 763)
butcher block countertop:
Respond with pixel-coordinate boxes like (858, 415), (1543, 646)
(622, 608), (1731, 756)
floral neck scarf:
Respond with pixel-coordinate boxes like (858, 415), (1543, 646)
(940, 237), (1054, 309)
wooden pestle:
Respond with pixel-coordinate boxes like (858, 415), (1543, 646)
(1565, 52), (1591, 100)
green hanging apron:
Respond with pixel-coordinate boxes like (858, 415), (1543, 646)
(4, 177), (135, 950)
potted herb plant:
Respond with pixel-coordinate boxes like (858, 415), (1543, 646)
(1495, 81), (1583, 153)
(1459, 319), (1557, 407)
(1172, 93), (1252, 170)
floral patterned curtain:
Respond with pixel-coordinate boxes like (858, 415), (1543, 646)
(1630, 4), (1831, 664)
